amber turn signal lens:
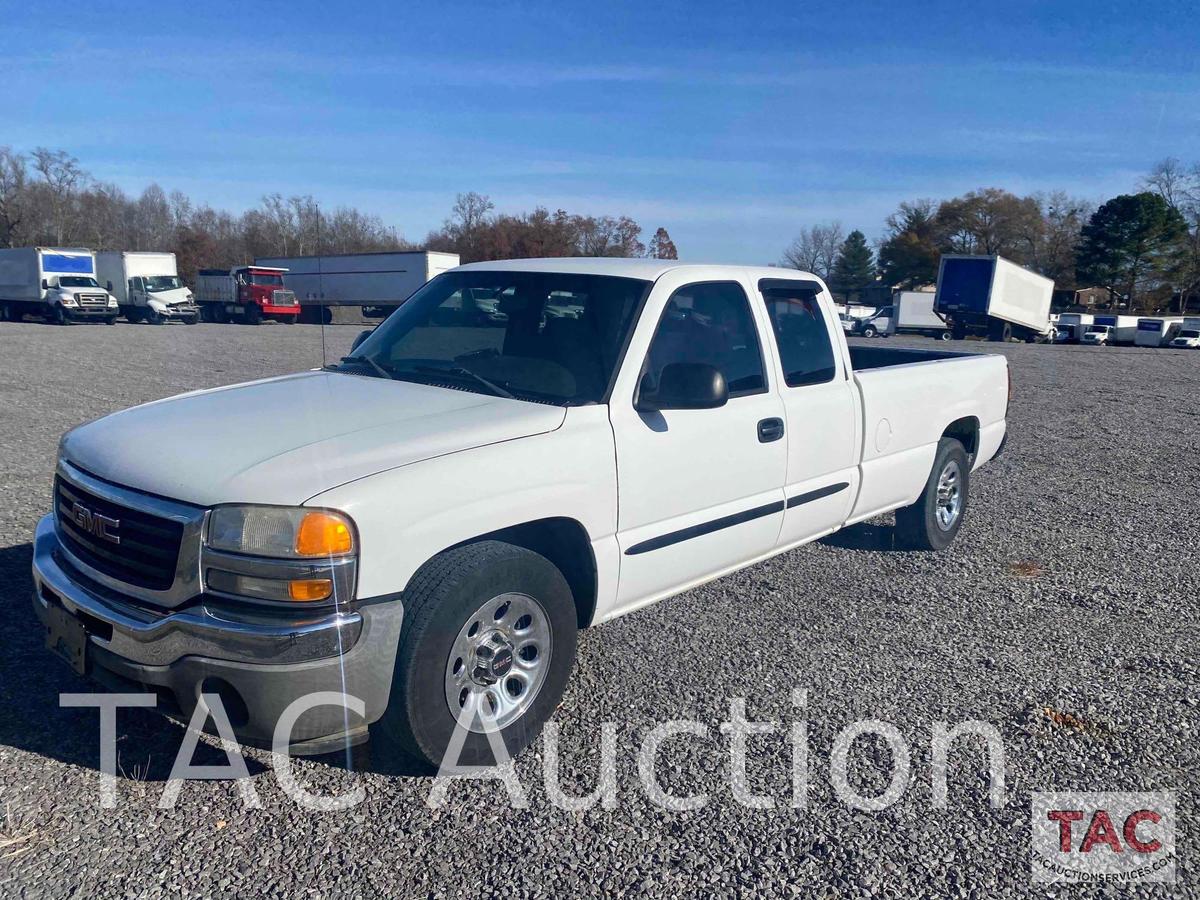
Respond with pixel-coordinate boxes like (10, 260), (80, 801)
(288, 578), (333, 601)
(295, 511), (354, 556)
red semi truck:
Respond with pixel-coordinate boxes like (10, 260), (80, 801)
(194, 266), (300, 324)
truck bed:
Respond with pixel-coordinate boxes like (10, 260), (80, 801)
(848, 345), (972, 370)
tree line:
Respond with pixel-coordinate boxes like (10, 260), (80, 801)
(0, 147), (679, 285)
(786, 163), (1200, 313)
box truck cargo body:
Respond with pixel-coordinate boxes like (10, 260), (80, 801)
(1054, 312), (1093, 343)
(1082, 315), (1139, 346)
(253, 251), (460, 323)
(1133, 317), (1182, 347)
(851, 291), (952, 340)
(934, 255), (1054, 342)
(1169, 317), (1200, 348)
(96, 251), (199, 324)
(194, 266), (299, 324)
(0, 247), (118, 324)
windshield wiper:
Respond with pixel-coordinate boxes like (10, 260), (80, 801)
(409, 364), (515, 400)
(336, 354), (392, 380)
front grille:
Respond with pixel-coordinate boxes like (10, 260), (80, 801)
(55, 476), (183, 591)
(272, 290), (297, 306)
(78, 294), (108, 308)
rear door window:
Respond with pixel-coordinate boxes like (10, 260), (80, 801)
(758, 279), (838, 387)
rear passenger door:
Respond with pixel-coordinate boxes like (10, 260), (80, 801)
(610, 273), (787, 610)
(756, 278), (860, 546)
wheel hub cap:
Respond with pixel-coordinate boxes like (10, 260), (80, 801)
(444, 592), (552, 733)
(935, 460), (962, 531)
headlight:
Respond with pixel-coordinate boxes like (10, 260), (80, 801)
(61, 295), (77, 306)
(203, 505), (356, 603)
(207, 506), (354, 557)
(108, 298), (117, 308)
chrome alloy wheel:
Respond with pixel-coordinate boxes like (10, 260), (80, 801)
(935, 459), (963, 531)
(443, 592), (552, 733)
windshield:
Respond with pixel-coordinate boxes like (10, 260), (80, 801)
(343, 270), (650, 405)
(144, 275), (183, 292)
(58, 276), (100, 288)
(1180, 330), (1200, 339)
(1086, 325), (1108, 333)
(249, 272), (284, 286)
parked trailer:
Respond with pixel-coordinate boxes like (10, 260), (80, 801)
(1055, 312), (1093, 343)
(852, 291), (952, 340)
(1134, 317), (1183, 347)
(1082, 315), (1139, 346)
(1169, 317), (1200, 349)
(0, 247), (118, 325)
(935, 255), (1054, 342)
(253, 251), (460, 324)
(97, 251), (198, 324)
(194, 266), (299, 324)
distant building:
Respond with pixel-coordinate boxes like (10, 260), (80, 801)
(1074, 287), (1112, 308)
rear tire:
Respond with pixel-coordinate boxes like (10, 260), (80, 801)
(244, 304), (262, 325)
(895, 438), (970, 551)
(373, 540), (578, 768)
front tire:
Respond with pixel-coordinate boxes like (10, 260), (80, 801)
(51, 305), (69, 326)
(862, 325), (877, 338)
(895, 438), (970, 551)
(374, 540), (578, 768)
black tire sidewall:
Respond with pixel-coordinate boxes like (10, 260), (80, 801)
(917, 439), (970, 550)
(386, 542), (578, 767)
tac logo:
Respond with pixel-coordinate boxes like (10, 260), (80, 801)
(1031, 791), (1176, 884)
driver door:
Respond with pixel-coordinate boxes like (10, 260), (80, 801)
(609, 271), (787, 611)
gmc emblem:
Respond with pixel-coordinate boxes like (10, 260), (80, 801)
(67, 501), (121, 544)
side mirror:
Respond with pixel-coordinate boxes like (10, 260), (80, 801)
(350, 329), (372, 352)
(638, 362), (728, 411)
(106, 281), (113, 292)
(41, 279), (48, 289)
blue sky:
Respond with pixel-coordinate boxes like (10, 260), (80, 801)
(1, 0), (1197, 262)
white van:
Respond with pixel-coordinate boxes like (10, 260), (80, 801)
(1170, 317), (1200, 349)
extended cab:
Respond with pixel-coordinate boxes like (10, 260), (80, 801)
(33, 260), (1008, 764)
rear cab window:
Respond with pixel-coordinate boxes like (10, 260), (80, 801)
(758, 278), (838, 387)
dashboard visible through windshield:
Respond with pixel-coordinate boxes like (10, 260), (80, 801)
(339, 270), (651, 405)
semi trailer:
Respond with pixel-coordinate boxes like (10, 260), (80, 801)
(194, 266), (299, 324)
(96, 251), (199, 324)
(253, 251), (460, 323)
(934, 255), (1054, 342)
(0, 247), (119, 324)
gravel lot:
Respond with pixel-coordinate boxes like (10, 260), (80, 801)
(0, 319), (1196, 897)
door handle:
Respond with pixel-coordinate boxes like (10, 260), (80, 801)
(757, 417), (785, 443)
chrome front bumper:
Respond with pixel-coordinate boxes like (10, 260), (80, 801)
(32, 514), (404, 748)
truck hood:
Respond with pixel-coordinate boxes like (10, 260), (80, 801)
(147, 288), (193, 306)
(61, 371), (566, 507)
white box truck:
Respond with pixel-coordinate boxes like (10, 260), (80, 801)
(1054, 312), (1093, 343)
(0, 247), (119, 325)
(1169, 317), (1200, 349)
(253, 251), (460, 323)
(934, 255), (1054, 342)
(851, 291), (952, 340)
(1133, 317), (1183, 347)
(1081, 314), (1139, 346)
(96, 251), (199, 325)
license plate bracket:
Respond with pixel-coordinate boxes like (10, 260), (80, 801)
(45, 604), (88, 675)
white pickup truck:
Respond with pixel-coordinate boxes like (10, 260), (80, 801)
(33, 259), (1009, 766)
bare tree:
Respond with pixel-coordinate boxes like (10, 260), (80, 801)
(31, 147), (85, 245)
(1143, 158), (1200, 312)
(782, 222), (844, 279)
(0, 147), (29, 247)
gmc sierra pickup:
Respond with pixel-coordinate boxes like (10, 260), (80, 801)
(33, 259), (1008, 766)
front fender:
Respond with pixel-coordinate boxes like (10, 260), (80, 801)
(305, 405), (619, 601)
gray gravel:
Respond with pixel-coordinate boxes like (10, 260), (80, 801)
(0, 319), (1197, 898)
